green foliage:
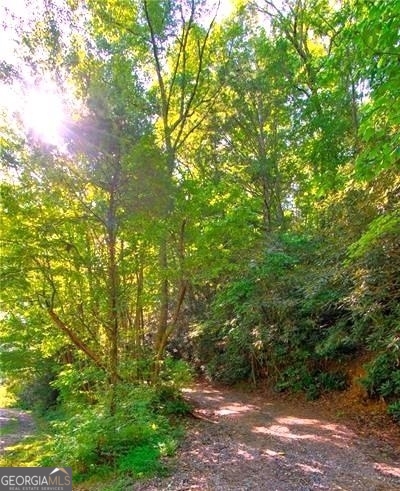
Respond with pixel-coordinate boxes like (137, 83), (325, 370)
(0, 384), (17, 408)
(347, 212), (400, 262)
(197, 232), (352, 392)
(16, 371), (59, 414)
(6, 357), (61, 414)
(205, 343), (252, 385)
(45, 383), (183, 480)
(197, 276), (260, 384)
(388, 401), (400, 424)
(344, 195), (400, 364)
(275, 367), (348, 401)
(117, 444), (162, 477)
(361, 352), (400, 401)
(52, 363), (105, 407)
(315, 325), (358, 361)
(274, 365), (314, 394)
(351, 0), (400, 180)
(315, 371), (348, 394)
(158, 357), (194, 390)
(151, 385), (191, 416)
(1, 0), (399, 474)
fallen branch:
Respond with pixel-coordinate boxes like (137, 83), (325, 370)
(187, 410), (219, 424)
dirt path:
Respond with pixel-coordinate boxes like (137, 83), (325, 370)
(2, 387), (399, 490)
(0, 408), (36, 454)
(134, 383), (400, 491)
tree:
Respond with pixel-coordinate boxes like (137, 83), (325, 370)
(1, 0), (398, 429)
(1, 42), (165, 402)
(259, 0), (361, 205)
(86, 0), (222, 369)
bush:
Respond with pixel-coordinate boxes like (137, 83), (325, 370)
(388, 400), (400, 424)
(158, 357), (193, 389)
(194, 232), (353, 388)
(150, 385), (191, 416)
(315, 324), (358, 360)
(52, 364), (105, 409)
(316, 371), (348, 392)
(275, 366), (348, 400)
(274, 365), (314, 394)
(44, 384), (183, 480)
(206, 349), (251, 385)
(117, 444), (162, 477)
(361, 352), (400, 400)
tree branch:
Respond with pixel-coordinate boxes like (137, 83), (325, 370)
(47, 307), (108, 372)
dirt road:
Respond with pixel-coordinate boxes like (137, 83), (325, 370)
(134, 383), (400, 491)
(2, 385), (399, 490)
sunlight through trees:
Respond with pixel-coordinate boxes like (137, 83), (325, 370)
(1, 0), (399, 483)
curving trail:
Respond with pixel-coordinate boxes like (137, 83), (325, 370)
(134, 382), (400, 491)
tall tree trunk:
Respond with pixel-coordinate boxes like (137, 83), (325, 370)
(106, 175), (120, 411)
(143, 0), (216, 379)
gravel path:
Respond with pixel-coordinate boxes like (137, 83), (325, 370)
(133, 383), (400, 491)
(0, 408), (36, 454)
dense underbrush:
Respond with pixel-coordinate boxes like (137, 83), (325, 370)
(44, 385), (188, 482)
(4, 358), (192, 488)
(193, 224), (400, 423)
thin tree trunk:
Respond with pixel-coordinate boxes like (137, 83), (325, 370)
(154, 239), (169, 379)
(47, 308), (108, 373)
(105, 169), (121, 413)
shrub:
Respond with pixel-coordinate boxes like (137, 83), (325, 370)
(150, 385), (191, 416)
(194, 232), (353, 388)
(274, 365), (314, 394)
(158, 357), (193, 389)
(388, 400), (400, 424)
(275, 366), (348, 400)
(52, 364), (105, 409)
(315, 324), (358, 360)
(361, 352), (400, 400)
(117, 444), (162, 477)
(316, 371), (348, 392)
(44, 384), (183, 480)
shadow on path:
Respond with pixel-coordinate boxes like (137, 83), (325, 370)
(134, 382), (400, 491)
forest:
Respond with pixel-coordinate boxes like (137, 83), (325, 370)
(0, 0), (399, 488)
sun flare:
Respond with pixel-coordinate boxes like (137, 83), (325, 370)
(22, 82), (66, 146)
